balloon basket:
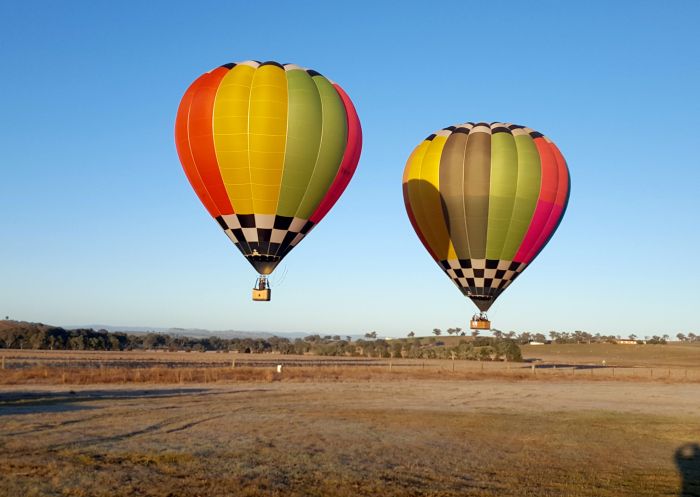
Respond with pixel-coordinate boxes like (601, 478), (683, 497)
(470, 319), (491, 330)
(252, 276), (271, 302)
(252, 288), (271, 301)
(470, 312), (490, 330)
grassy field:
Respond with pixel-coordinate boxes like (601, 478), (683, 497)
(2, 344), (700, 384)
(1, 380), (699, 496)
(521, 342), (700, 368)
(1, 346), (700, 496)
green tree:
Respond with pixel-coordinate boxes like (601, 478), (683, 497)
(496, 340), (522, 362)
(143, 333), (164, 350)
(68, 335), (86, 350)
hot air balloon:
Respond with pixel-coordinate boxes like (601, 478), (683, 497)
(402, 122), (570, 329)
(175, 61), (362, 301)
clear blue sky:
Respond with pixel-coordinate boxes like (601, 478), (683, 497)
(1, 1), (699, 337)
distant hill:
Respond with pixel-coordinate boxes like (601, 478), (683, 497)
(5, 320), (364, 341)
(0, 319), (312, 353)
(64, 324), (314, 340)
(0, 320), (64, 333)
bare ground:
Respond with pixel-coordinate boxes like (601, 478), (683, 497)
(1, 379), (699, 497)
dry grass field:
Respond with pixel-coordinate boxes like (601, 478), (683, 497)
(522, 342), (700, 368)
(1, 346), (700, 496)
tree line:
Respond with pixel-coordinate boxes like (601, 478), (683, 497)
(544, 330), (683, 345)
(0, 322), (521, 361)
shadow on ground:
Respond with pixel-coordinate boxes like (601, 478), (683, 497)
(676, 443), (700, 497)
(0, 388), (214, 415)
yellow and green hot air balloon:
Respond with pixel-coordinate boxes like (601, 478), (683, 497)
(402, 122), (570, 329)
(175, 61), (362, 300)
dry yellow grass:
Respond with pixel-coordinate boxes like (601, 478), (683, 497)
(522, 342), (700, 368)
(1, 363), (700, 386)
(1, 380), (699, 496)
(1, 348), (700, 495)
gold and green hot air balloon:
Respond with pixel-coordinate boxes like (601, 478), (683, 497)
(402, 122), (570, 329)
(175, 61), (362, 301)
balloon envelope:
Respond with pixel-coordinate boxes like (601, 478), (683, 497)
(402, 122), (570, 312)
(175, 61), (362, 274)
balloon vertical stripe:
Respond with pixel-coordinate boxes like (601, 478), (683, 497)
(513, 137), (559, 262)
(438, 130), (470, 260)
(410, 133), (456, 261)
(498, 131), (542, 261)
(292, 75), (347, 220)
(462, 127), (491, 260)
(182, 67), (234, 216)
(402, 142), (439, 262)
(309, 83), (362, 224)
(213, 63), (256, 215)
(520, 141), (570, 263)
(175, 75), (220, 218)
(485, 130), (518, 260)
(277, 69), (323, 218)
(249, 64), (289, 216)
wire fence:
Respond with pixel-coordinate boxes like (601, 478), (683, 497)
(2, 353), (700, 382)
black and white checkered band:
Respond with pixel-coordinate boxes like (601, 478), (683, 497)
(215, 214), (315, 263)
(439, 259), (527, 298)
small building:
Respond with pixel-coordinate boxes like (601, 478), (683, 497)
(615, 338), (637, 345)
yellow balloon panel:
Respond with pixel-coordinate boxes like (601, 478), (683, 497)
(249, 65), (288, 215)
(213, 65), (256, 214)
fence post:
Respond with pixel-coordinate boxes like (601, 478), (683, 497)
(531, 364), (535, 375)
(389, 362), (392, 372)
(231, 359), (235, 369)
(650, 368), (653, 378)
(1, 356), (4, 370)
(612, 368), (615, 377)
